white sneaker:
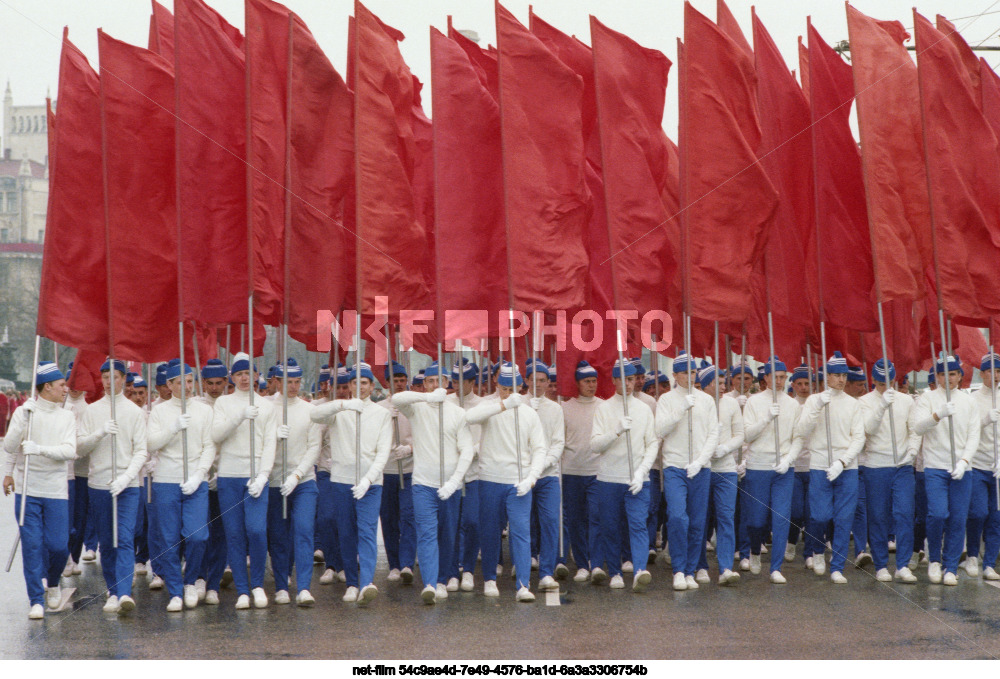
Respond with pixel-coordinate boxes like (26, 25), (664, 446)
(928, 562), (943, 583)
(62, 558), (74, 578)
(531, 557), (539, 570)
(695, 569), (710, 584)
(314, 549), (324, 563)
(984, 566), (1000, 581)
(706, 539), (715, 553)
(685, 575), (699, 590)
(166, 596), (183, 612)
(184, 584), (199, 608)
(813, 554), (826, 576)
(876, 568), (892, 582)
(719, 569), (740, 586)
(235, 594), (250, 609)
(296, 590), (315, 607)
(609, 574), (625, 589)
(573, 568), (589, 583)
(461, 572), (475, 591)
(539, 575), (558, 591)
(194, 579), (206, 601)
(554, 563), (569, 579)
(805, 556), (814, 569)
(673, 572), (688, 590)
(446, 577), (459, 592)
(274, 590), (290, 605)
(342, 586), (359, 603)
(888, 540), (897, 553)
(908, 553), (919, 570)
(320, 569), (335, 585)
(435, 583), (448, 600)
(633, 570), (651, 593)
(590, 567), (608, 585)
(28, 604), (44, 619)
(149, 575), (165, 590)
(205, 590), (220, 605)
(399, 567), (414, 585)
(749, 554), (761, 575)
(770, 571), (787, 584)
(762, 544), (768, 554)
(496, 564), (503, 576)
(82, 550), (96, 562)
(483, 581), (500, 597)
(943, 571), (958, 586)
(830, 571), (847, 584)
(252, 587), (268, 608)
(785, 544), (796, 562)
(965, 556), (980, 576)
(739, 558), (751, 572)
(103, 595), (119, 613)
(855, 552), (873, 568)
(387, 568), (401, 583)
(134, 561), (148, 576)
(46, 586), (61, 610)
(72, 561), (82, 575)
(421, 585), (436, 605)
(621, 560), (634, 574)
(117, 595), (136, 615)
(895, 567), (917, 583)
(516, 586), (535, 602)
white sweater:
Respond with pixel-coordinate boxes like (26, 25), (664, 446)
(447, 390), (483, 482)
(912, 387), (981, 471)
(655, 385), (719, 469)
(743, 391), (801, 471)
(858, 390), (919, 468)
(466, 399), (546, 485)
(211, 388), (278, 480)
(793, 389), (865, 471)
(711, 394), (744, 473)
(3, 397), (76, 499)
(146, 397), (216, 483)
(378, 396), (414, 475)
(310, 396), (392, 486)
(591, 393), (659, 484)
(268, 397), (321, 485)
(77, 392), (148, 490)
(533, 396), (565, 478)
(972, 386), (1000, 471)
(392, 392), (475, 488)
(65, 394), (89, 477)
(561, 396), (602, 476)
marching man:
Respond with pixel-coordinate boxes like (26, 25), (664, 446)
(196, 358), (230, 605)
(446, 358), (484, 592)
(3, 362), (77, 619)
(968, 353), (1000, 580)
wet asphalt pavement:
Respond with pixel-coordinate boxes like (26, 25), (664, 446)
(2, 491), (999, 660)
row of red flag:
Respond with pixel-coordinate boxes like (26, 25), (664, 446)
(37, 0), (999, 399)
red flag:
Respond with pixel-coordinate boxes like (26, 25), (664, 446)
(37, 32), (108, 354)
(496, 3), (590, 313)
(797, 36), (810, 104)
(846, 6), (928, 304)
(148, 0), (174, 60)
(979, 56), (1000, 140)
(680, 1), (777, 324)
(353, 1), (430, 317)
(807, 19), (878, 332)
(176, 0), (247, 326)
(98, 30), (178, 362)
(66, 349), (106, 402)
(913, 11), (1000, 320)
(717, 0), (752, 58)
(957, 324), (989, 388)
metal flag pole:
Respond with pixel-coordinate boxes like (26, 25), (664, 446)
(225, 325), (232, 371)
(457, 340), (465, 407)
(938, 311), (957, 470)
(806, 344), (813, 395)
(767, 312), (780, 467)
(820, 322), (833, 469)
(437, 341), (445, 487)
(549, 342), (563, 560)
(685, 313), (694, 463)
(109, 349), (119, 548)
(17, 336), (41, 528)
(616, 326), (635, 478)
(248, 298), (256, 480)
(281, 324), (288, 519)
(876, 303), (900, 466)
(353, 313), (363, 485)
(714, 322), (721, 415)
(741, 329), (747, 394)
(508, 310), (523, 484)
(653, 332), (665, 496)
(387, 325), (404, 489)
(191, 321), (203, 398)
(988, 328), (999, 507)
(178, 321), (189, 484)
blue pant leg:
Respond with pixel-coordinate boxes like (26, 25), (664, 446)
(217, 477), (251, 595)
(201, 488), (227, 589)
(133, 480), (148, 565)
(625, 481), (651, 569)
(966, 469), (989, 559)
(743, 469), (773, 557)
(504, 485), (533, 590)
(769, 470), (794, 572)
(244, 481), (269, 590)
(266, 486), (291, 591)
(330, 482), (359, 588)
(181, 482), (209, 587)
(380, 475), (402, 570)
(789, 471), (806, 546)
(863, 467), (892, 570)
(943, 472), (973, 573)
(411, 484), (441, 588)
(84, 488), (100, 552)
(924, 468), (949, 565)
(154, 482), (185, 598)
(647, 469), (662, 552)
(808, 469), (834, 549)
(914, 471), (927, 555)
(737, 477), (751, 558)
(398, 474), (416, 569)
(478, 481), (509, 582)
(561, 475), (589, 570)
(290, 481), (317, 593)
(42, 497), (69, 587)
(113, 488), (140, 598)
(585, 476), (601, 570)
(69, 477), (89, 562)
(534, 476), (560, 579)
(531, 489), (541, 559)
(460, 480), (481, 574)
(853, 469), (869, 555)
(356, 484), (383, 589)
(829, 469), (858, 574)
(15, 495), (44, 606)
(597, 480), (625, 576)
(891, 467), (915, 569)
(89, 488), (117, 594)
(981, 470), (1000, 566)
(712, 472), (738, 573)
(314, 471), (338, 568)
(146, 482), (166, 576)
(686, 469), (711, 576)
(662, 467), (690, 575)
(438, 492), (461, 584)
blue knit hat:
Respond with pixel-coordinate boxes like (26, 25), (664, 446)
(350, 361), (375, 382)
(613, 358), (638, 378)
(423, 361), (444, 379)
(790, 365), (810, 382)
(125, 371), (136, 384)
(155, 364), (168, 386)
(132, 375), (147, 388)
(730, 362), (754, 377)
(629, 357), (647, 376)
(697, 362), (718, 389)
(826, 351), (848, 375)
(100, 358), (127, 375)
(575, 360), (598, 381)
(847, 366), (866, 382)
(763, 356), (787, 375)
(927, 371), (936, 384)
(201, 359), (227, 380)
(384, 361), (407, 380)
(452, 358), (479, 383)
(275, 357), (302, 379)
(336, 365), (351, 385)
(166, 362), (193, 381)
(872, 358), (895, 383)
(935, 354), (961, 374)
(412, 370), (424, 387)
(525, 360), (549, 379)
(547, 365), (557, 381)
(497, 361), (524, 388)
(756, 366), (766, 381)
(231, 352), (252, 375)
(672, 351), (695, 374)
(35, 361), (65, 386)
(980, 352), (1000, 372)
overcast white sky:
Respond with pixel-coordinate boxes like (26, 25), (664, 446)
(3, 0), (1000, 138)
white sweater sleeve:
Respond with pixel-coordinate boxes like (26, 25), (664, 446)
(363, 412), (393, 484)
(590, 404), (619, 455)
(294, 422), (322, 479)
(466, 400), (503, 425)
(655, 395), (685, 438)
(636, 412), (659, 477)
(122, 411), (148, 482)
(197, 409), (217, 476)
(257, 407), (278, 478)
(448, 416), (476, 485)
(526, 415), (547, 481)
(720, 404), (745, 456)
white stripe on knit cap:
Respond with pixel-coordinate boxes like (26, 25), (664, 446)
(37, 363), (58, 375)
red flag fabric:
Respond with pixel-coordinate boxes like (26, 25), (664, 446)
(797, 36), (810, 104)
(807, 20), (878, 333)
(680, 2), (778, 324)
(979, 56), (1000, 140)
(37, 32), (108, 354)
(717, 0), (753, 58)
(913, 11), (1000, 320)
(98, 30), (178, 362)
(956, 324), (989, 388)
(222, 321), (266, 358)
(496, 3), (590, 313)
(176, 0), (248, 326)
(846, 6), (928, 304)
(353, 1), (430, 317)
(66, 349), (106, 402)
(148, 0), (174, 60)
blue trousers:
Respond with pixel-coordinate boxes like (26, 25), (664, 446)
(380, 473), (415, 571)
(853, 471), (869, 555)
(412, 484), (461, 587)
(531, 476), (563, 578)
(68, 476), (90, 562)
(663, 467), (711, 576)
(862, 466), (914, 571)
(217, 476), (269, 596)
(697, 472), (738, 573)
(479, 481), (532, 589)
(967, 468), (1000, 567)
(562, 474), (599, 570)
(596, 480), (650, 576)
(744, 469), (794, 572)
(145, 478), (167, 576)
(331, 481), (382, 589)
(134, 484), (148, 564)
(84, 484), (100, 552)
(924, 468), (973, 573)
(647, 469), (663, 551)
(198, 487), (228, 589)
(14, 494), (68, 606)
(914, 471), (927, 555)
(314, 471), (342, 572)
(89, 487), (140, 597)
(808, 469), (858, 574)
(736, 477), (751, 558)
(154, 481), (209, 598)
(451, 480), (481, 578)
(789, 471), (814, 555)
(266, 480), (318, 593)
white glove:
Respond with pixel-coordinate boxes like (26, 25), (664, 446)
(280, 473), (300, 497)
(503, 393), (523, 410)
(437, 479), (460, 501)
(615, 416), (633, 436)
(951, 459), (969, 481)
(736, 461), (747, 479)
(715, 443), (730, 458)
(819, 390), (832, 406)
(515, 477), (534, 497)
(388, 406), (400, 418)
(241, 406), (259, 421)
(170, 413), (191, 434)
(351, 477), (372, 500)
(737, 394), (748, 408)
(683, 394), (696, 411)
(765, 403), (781, 422)
(935, 401), (956, 420)
(881, 389), (897, 406)
(343, 398), (365, 413)
(426, 388), (447, 403)
(276, 424), (290, 440)
(20, 440), (39, 457)
(208, 473), (218, 492)
(529, 397), (542, 411)
(826, 460), (844, 482)
(103, 420), (119, 437)
(246, 473), (268, 498)
(773, 457), (791, 475)
(989, 408), (1000, 424)
(391, 444), (412, 461)
(109, 473), (130, 497)
(180, 470), (204, 495)
(629, 471), (645, 495)
(685, 459), (704, 479)
(22, 399), (35, 414)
